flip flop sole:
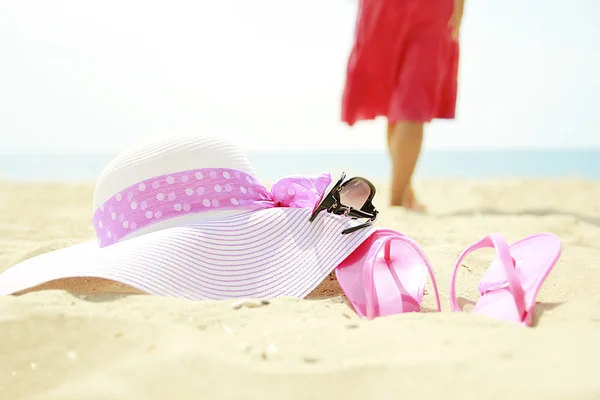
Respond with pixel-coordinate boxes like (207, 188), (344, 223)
(474, 233), (562, 325)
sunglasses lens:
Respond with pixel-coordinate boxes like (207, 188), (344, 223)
(339, 178), (372, 210)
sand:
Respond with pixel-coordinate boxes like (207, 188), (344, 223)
(1, 179), (600, 400)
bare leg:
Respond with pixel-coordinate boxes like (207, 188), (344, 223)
(386, 122), (394, 153)
(388, 121), (426, 210)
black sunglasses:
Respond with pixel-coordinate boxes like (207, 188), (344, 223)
(309, 172), (379, 235)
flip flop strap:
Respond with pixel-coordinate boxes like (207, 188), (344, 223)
(449, 234), (526, 318)
(363, 232), (442, 319)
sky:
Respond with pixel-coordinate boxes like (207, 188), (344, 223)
(0, 0), (599, 153)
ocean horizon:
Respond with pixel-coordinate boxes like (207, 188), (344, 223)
(0, 149), (599, 182)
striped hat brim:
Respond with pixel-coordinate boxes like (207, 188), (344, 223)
(0, 207), (377, 299)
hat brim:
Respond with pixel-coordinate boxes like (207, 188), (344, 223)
(0, 208), (376, 299)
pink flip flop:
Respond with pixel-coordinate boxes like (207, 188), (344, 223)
(336, 229), (441, 319)
(449, 233), (562, 326)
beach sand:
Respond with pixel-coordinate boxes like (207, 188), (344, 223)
(1, 179), (600, 400)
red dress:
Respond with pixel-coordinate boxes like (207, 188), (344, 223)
(342, 0), (459, 125)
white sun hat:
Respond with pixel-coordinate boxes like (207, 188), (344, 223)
(0, 136), (377, 299)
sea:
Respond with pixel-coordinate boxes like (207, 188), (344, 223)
(0, 150), (599, 182)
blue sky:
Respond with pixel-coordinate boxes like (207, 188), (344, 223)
(0, 0), (598, 152)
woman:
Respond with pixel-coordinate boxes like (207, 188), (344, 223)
(342, 0), (464, 210)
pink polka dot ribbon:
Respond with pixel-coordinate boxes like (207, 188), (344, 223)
(92, 168), (332, 247)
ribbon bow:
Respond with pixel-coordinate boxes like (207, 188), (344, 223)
(267, 172), (331, 209)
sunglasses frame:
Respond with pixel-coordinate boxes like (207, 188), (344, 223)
(309, 172), (379, 235)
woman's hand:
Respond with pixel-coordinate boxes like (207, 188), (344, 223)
(449, 0), (465, 41)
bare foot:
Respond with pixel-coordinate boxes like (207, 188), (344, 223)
(402, 186), (427, 212)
